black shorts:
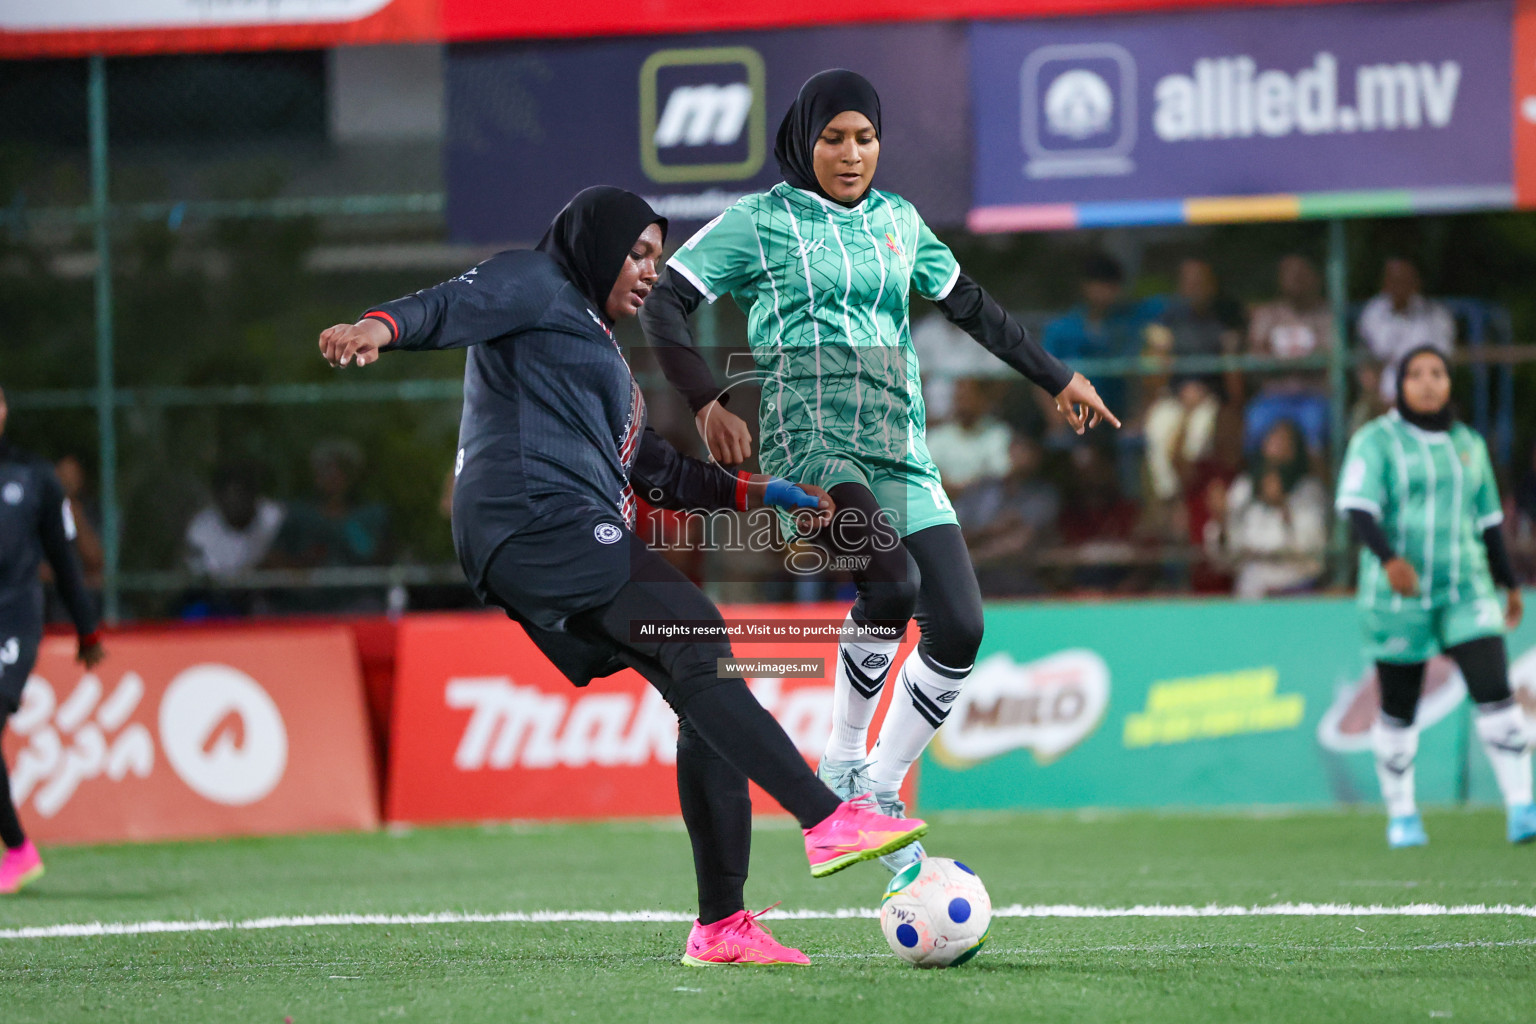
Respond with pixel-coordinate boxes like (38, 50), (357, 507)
(481, 504), (647, 687)
(481, 503), (644, 631)
(0, 622), (41, 715)
(481, 502), (734, 692)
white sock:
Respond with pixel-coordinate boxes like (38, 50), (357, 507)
(1372, 716), (1419, 819)
(822, 614), (901, 763)
(1475, 701), (1534, 809)
(866, 648), (970, 794)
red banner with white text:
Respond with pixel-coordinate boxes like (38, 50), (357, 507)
(2, 0), (1376, 59)
(385, 607), (918, 824)
(1, 628), (378, 845)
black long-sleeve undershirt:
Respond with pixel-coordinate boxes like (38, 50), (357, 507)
(1348, 508), (1517, 589)
(639, 267), (1075, 414)
(932, 273), (1074, 395)
(639, 268), (719, 413)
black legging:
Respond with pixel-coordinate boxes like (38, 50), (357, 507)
(498, 547), (839, 924)
(675, 715), (750, 924)
(0, 713), (23, 850)
(810, 482), (985, 671)
(1377, 635), (1513, 724)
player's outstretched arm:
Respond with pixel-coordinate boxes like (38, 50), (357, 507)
(934, 273), (1118, 433)
(1055, 373), (1122, 434)
(631, 429), (832, 527)
(330, 251), (559, 362)
(319, 318), (392, 368)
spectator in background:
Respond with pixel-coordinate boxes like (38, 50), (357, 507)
(184, 461), (285, 580)
(1349, 361), (1392, 436)
(1204, 419), (1328, 599)
(1059, 442), (1142, 594)
(925, 377), (1012, 498)
(955, 434), (1060, 597)
(1143, 258), (1246, 506)
(910, 311), (1008, 424)
(1042, 253), (1163, 432)
(273, 439), (391, 569)
(1357, 256), (1455, 404)
(1182, 406), (1246, 595)
(1246, 255), (1334, 457)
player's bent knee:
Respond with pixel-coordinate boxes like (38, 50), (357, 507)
(927, 609), (984, 672)
(861, 578), (919, 626)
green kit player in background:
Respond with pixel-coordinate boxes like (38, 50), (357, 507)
(1336, 345), (1535, 848)
(640, 69), (1117, 872)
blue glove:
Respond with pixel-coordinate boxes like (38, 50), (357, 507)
(763, 478), (822, 510)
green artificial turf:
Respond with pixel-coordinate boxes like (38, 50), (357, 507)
(2, 808), (1533, 1023)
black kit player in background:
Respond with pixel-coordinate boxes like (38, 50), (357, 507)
(316, 187), (926, 967)
(0, 383), (106, 895)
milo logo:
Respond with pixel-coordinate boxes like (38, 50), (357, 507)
(929, 650), (1109, 768)
(1317, 642), (1536, 753)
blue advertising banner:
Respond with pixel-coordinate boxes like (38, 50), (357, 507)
(968, 0), (1513, 230)
(447, 24), (971, 243)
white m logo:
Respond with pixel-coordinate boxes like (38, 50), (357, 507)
(653, 84), (754, 148)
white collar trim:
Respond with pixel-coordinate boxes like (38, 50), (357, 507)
(784, 183), (875, 216)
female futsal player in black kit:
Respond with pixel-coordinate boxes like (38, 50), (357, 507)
(0, 383), (105, 894)
(318, 187), (925, 966)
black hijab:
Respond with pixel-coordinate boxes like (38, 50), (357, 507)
(1395, 344), (1455, 432)
(536, 186), (667, 316)
(774, 69), (882, 207)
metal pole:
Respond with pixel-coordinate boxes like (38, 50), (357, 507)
(1326, 219), (1351, 585)
(89, 56), (120, 624)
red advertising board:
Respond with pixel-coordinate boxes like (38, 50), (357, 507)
(1516, 0), (1536, 206)
(2, 627), (378, 844)
(1, 0), (1373, 59)
(386, 607), (917, 824)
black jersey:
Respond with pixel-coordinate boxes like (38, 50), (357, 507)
(0, 439), (98, 637)
(365, 250), (742, 602)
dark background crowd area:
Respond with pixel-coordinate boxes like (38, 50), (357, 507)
(5, 52), (1536, 619)
(9, 216), (1536, 621)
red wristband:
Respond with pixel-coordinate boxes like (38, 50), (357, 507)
(79, 631), (101, 649)
(363, 310), (399, 341)
(734, 471), (752, 512)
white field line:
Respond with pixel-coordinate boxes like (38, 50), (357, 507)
(3, 903), (1536, 941)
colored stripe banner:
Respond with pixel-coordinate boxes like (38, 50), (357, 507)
(968, 185), (1517, 232)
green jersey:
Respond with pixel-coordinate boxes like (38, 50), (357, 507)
(1335, 411), (1505, 612)
(667, 183), (960, 473)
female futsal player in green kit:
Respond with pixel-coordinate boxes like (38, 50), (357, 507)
(1336, 345), (1535, 848)
(641, 69), (1117, 871)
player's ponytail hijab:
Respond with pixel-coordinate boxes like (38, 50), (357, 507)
(536, 186), (667, 317)
(774, 69), (882, 207)
(1395, 344), (1455, 432)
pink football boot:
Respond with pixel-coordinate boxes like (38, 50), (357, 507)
(803, 794), (928, 878)
(0, 840), (44, 895)
(681, 903), (811, 966)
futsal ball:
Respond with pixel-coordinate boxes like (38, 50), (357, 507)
(879, 857), (991, 968)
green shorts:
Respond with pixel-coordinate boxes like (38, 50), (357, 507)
(1361, 595), (1506, 664)
(764, 449), (958, 539)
